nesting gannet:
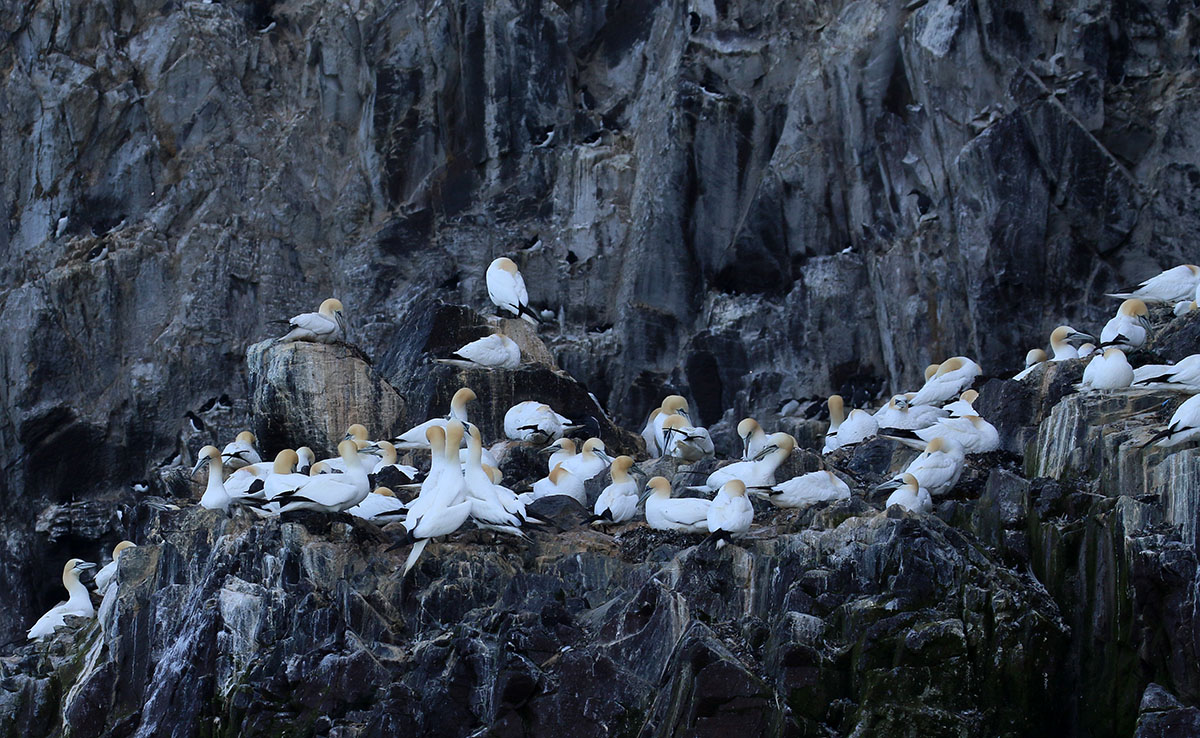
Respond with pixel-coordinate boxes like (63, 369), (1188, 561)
(392, 388), (477, 450)
(1107, 264), (1200, 303)
(593, 456), (639, 523)
(640, 408), (664, 456)
(258, 450), (312, 500)
(503, 401), (578, 442)
(706, 480), (753, 548)
(280, 298), (347, 343)
(1132, 354), (1200, 391)
(521, 464), (586, 506)
(644, 477), (711, 533)
(438, 334), (521, 370)
(1048, 326), (1094, 362)
(691, 433), (796, 492)
(759, 470), (850, 509)
(486, 257), (540, 324)
(272, 440), (371, 513)
(364, 441), (420, 479)
(224, 464), (266, 499)
(560, 438), (610, 481)
(347, 487), (407, 521)
(1174, 300), (1197, 317)
(877, 437), (965, 498)
(27, 559), (97, 640)
(1077, 343), (1097, 359)
(319, 439), (372, 473)
(884, 474), (933, 514)
(192, 446), (233, 512)
(541, 437), (578, 473)
(221, 431), (261, 470)
(1079, 348), (1134, 390)
(872, 396), (947, 430)
(93, 541), (136, 593)
(296, 447), (316, 474)
(908, 357), (982, 407)
(1100, 299), (1152, 349)
(822, 395), (846, 454)
(883, 415), (999, 454)
(660, 415), (715, 462)
(648, 396), (691, 456)
(1013, 349), (1048, 381)
(1142, 394), (1200, 449)
(737, 418), (769, 461)
(823, 396), (876, 452)
(942, 389), (980, 417)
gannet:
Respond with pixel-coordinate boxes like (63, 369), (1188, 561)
(1132, 354), (1200, 391)
(822, 395), (846, 454)
(883, 415), (1000, 454)
(521, 464), (586, 505)
(272, 440), (371, 513)
(1079, 348), (1134, 390)
(1142, 394), (1200, 449)
(1077, 343), (1097, 359)
(462, 425), (523, 530)
(872, 396), (947, 430)
(437, 334), (521, 370)
(706, 480), (753, 548)
(221, 431), (261, 470)
(347, 487), (407, 521)
(260, 450), (312, 500)
(93, 541), (136, 593)
(392, 388), (477, 450)
(759, 470), (850, 509)
(823, 396), (876, 452)
(691, 433), (796, 492)
(503, 401), (578, 442)
(1100, 299), (1152, 349)
(593, 455), (639, 523)
(560, 438), (610, 481)
(660, 415), (715, 462)
(1013, 349), (1048, 380)
(192, 446), (232, 512)
(1048, 326), (1094, 362)
(924, 363), (941, 381)
(644, 477), (711, 533)
(648, 396), (691, 457)
(877, 437), (965, 498)
(319, 439), (372, 473)
(309, 461), (333, 475)
(942, 389), (980, 417)
(908, 357), (982, 407)
(393, 424), (473, 575)
(280, 298), (347, 343)
(737, 418), (769, 461)
(223, 464), (265, 499)
(884, 474), (933, 514)
(364, 441), (420, 479)
(541, 437), (578, 473)
(640, 408), (664, 456)
(403, 425), (457, 524)
(1174, 300), (1197, 317)
(486, 257), (540, 325)
(27, 559), (97, 640)
(296, 447), (316, 474)
(1107, 264), (1200, 303)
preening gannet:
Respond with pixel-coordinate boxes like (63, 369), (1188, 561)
(503, 401), (578, 442)
(1013, 349), (1048, 381)
(560, 438), (610, 481)
(872, 396), (947, 430)
(737, 418), (769, 461)
(296, 447), (316, 474)
(706, 480), (753, 548)
(259, 449), (312, 500)
(644, 477), (711, 533)
(522, 463), (587, 505)
(644, 396), (691, 458)
(877, 437), (965, 498)
(1142, 394), (1200, 449)
(438, 334), (521, 370)
(760, 470), (850, 509)
(884, 474), (933, 514)
(908, 357), (982, 407)
(272, 440), (371, 513)
(883, 415), (999, 454)
(1079, 348), (1134, 390)
(221, 431), (261, 470)
(660, 415), (715, 462)
(541, 437), (578, 473)
(280, 298), (347, 343)
(822, 395), (846, 454)
(192, 446), (232, 512)
(1107, 264), (1200, 303)
(27, 559), (97, 640)
(347, 487), (407, 521)
(1100, 299), (1152, 349)
(93, 541), (136, 593)
(1048, 326), (1094, 362)
(691, 432), (796, 492)
(593, 455), (639, 523)
(486, 257), (540, 324)
(1133, 354), (1200, 391)
(392, 387), (477, 450)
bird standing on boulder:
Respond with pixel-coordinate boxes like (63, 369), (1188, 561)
(280, 298), (347, 343)
(706, 480), (753, 548)
(27, 559), (97, 640)
(438, 334), (521, 370)
(486, 257), (540, 325)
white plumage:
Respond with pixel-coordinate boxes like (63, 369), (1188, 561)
(1146, 394), (1200, 449)
(1107, 264), (1200, 303)
(27, 559), (96, 640)
(593, 456), (639, 523)
(908, 357), (981, 407)
(280, 298), (346, 343)
(1100, 299), (1151, 349)
(439, 334), (521, 370)
(1133, 354), (1200, 391)
(486, 257), (539, 324)
(880, 438), (965, 498)
(706, 481), (753, 547)
(504, 401), (576, 442)
(884, 474), (933, 514)
(761, 470), (850, 509)
(1079, 349), (1134, 391)
(644, 477), (711, 533)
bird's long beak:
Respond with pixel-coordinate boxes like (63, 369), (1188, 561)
(751, 444), (777, 461)
(1068, 330), (1096, 342)
(538, 445), (558, 455)
(191, 456), (209, 476)
(741, 436), (750, 460)
(638, 489), (653, 505)
(77, 562), (97, 571)
(336, 313), (348, 335)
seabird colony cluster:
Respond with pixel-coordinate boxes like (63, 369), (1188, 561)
(28, 261), (1200, 640)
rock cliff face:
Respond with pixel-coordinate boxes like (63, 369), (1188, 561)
(2, 0), (1200, 735)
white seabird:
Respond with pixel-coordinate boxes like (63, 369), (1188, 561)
(646, 396), (691, 458)
(737, 418), (769, 461)
(759, 470), (850, 510)
(280, 298), (347, 344)
(1079, 348), (1134, 391)
(296, 446), (316, 474)
(1013, 349), (1048, 381)
(221, 431), (261, 470)
(27, 559), (97, 640)
(462, 425), (524, 531)
(644, 477), (711, 533)
(521, 463), (586, 506)
(503, 401), (578, 442)
(660, 415), (715, 462)
(872, 396), (947, 430)
(883, 415), (1000, 454)
(486, 257), (541, 324)
(272, 440), (371, 514)
(560, 438), (610, 481)
(1048, 325), (1094, 362)
(1143, 394), (1200, 449)
(258, 450), (313, 501)
(1132, 354), (1200, 391)
(640, 407), (664, 457)
(884, 473), (933, 514)
(1174, 300), (1197, 317)
(1100, 299), (1152, 349)
(706, 480), (753, 548)
(392, 387), (477, 450)
(823, 395), (876, 453)
(877, 437), (965, 498)
(942, 389), (980, 418)
(93, 541), (136, 593)
(1107, 264), (1200, 303)
(907, 357), (982, 407)
(347, 487), (407, 522)
(438, 334), (521, 370)
(192, 446), (233, 512)
(690, 432), (796, 492)
(394, 423), (473, 575)
(1077, 343), (1098, 359)
(593, 455), (639, 524)
(540, 437), (578, 473)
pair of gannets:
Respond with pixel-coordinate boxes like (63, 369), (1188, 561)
(907, 357), (982, 407)
(872, 396), (947, 431)
(689, 433), (796, 492)
(1107, 264), (1200, 304)
(394, 424), (475, 575)
(877, 437), (965, 498)
(27, 559), (96, 640)
(641, 395), (691, 457)
(1078, 348), (1134, 390)
(660, 415), (715, 462)
(281, 298), (347, 344)
(641, 477), (751, 544)
(268, 440), (372, 514)
(486, 257), (541, 325)
(541, 437), (610, 480)
(823, 395), (877, 453)
(503, 401), (578, 442)
(1100, 299), (1152, 349)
